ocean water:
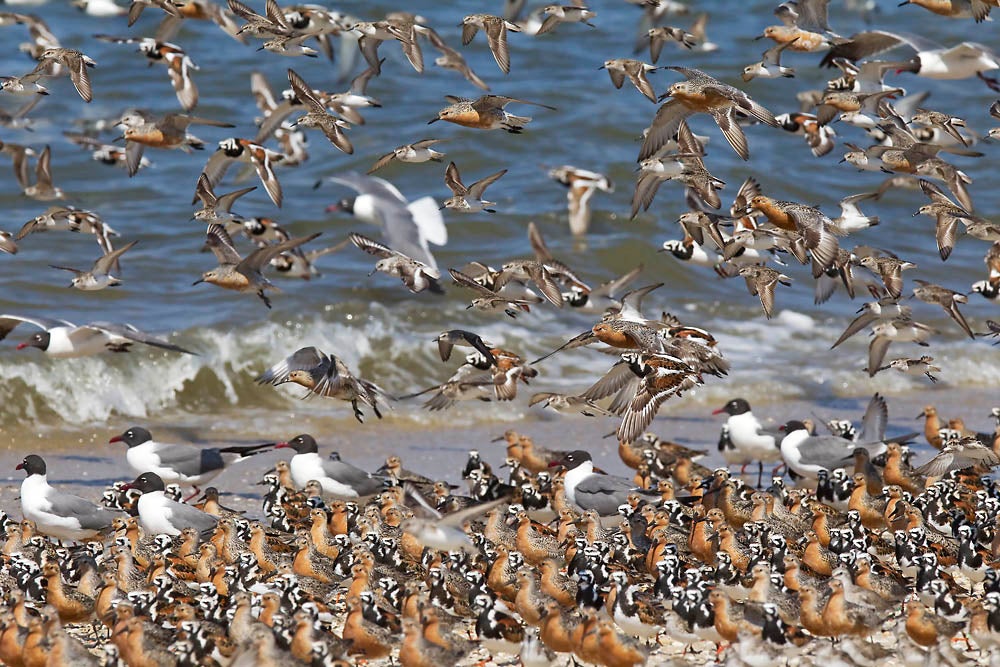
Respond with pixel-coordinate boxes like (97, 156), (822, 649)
(0, 0), (998, 440)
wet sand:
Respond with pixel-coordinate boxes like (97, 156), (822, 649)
(2, 386), (994, 511)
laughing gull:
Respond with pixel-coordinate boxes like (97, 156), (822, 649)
(109, 426), (275, 496)
(553, 450), (657, 516)
(712, 398), (782, 484)
(319, 172), (446, 270)
(16, 455), (119, 541)
(124, 472), (218, 536)
(0, 314), (195, 357)
(778, 420), (891, 479)
(274, 433), (387, 498)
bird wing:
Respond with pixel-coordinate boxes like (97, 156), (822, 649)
(250, 69), (278, 113)
(532, 330), (596, 364)
(831, 309), (878, 349)
(240, 232), (321, 274)
(194, 172), (218, 208)
(286, 68), (325, 113)
(350, 232), (395, 259)
(867, 335), (892, 377)
(166, 498), (219, 534)
(256, 346), (326, 385)
(215, 185), (256, 213)
(449, 268), (496, 296)
(468, 169), (507, 200)
(326, 174), (439, 267)
(0, 314), (73, 340)
(249, 149), (282, 208)
(444, 161), (466, 196)
(574, 472), (635, 499)
(710, 106), (749, 161)
(857, 392), (888, 443)
(914, 451), (954, 477)
(367, 150), (398, 174)
(582, 359), (637, 401)
(93, 239), (138, 275)
(639, 99), (694, 161)
(792, 435), (854, 470)
(205, 223), (242, 265)
(125, 141), (146, 178)
(151, 442), (224, 477)
(253, 99), (298, 144)
(47, 492), (118, 531)
(89, 322), (196, 355)
(324, 172), (408, 206)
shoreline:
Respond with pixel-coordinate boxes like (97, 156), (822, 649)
(2, 388), (995, 503)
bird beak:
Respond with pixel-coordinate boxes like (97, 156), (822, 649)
(711, 407), (726, 415)
(192, 278), (204, 286)
(754, 34), (766, 40)
(916, 410), (925, 419)
(427, 117), (439, 124)
(109, 435), (123, 444)
(597, 65), (605, 70)
(15, 342), (29, 350)
(324, 203), (340, 213)
(489, 435), (506, 442)
(14, 463), (24, 471)
(274, 442), (290, 449)
(120, 483), (132, 491)
(368, 269), (377, 276)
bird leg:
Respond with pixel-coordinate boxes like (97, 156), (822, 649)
(183, 486), (201, 502)
(257, 290), (272, 309)
(352, 400), (365, 423)
(756, 461), (764, 488)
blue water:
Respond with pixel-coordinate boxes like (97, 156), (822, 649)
(0, 0), (997, 432)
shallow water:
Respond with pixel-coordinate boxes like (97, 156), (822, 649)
(0, 0), (997, 446)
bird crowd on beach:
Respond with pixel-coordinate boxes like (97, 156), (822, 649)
(3, 0), (1000, 663)
(6, 396), (1000, 666)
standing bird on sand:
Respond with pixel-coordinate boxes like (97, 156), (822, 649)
(17, 455), (119, 541)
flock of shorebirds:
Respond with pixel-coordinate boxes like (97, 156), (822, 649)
(3, 0), (1000, 664)
(6, 397), (1000, 666)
